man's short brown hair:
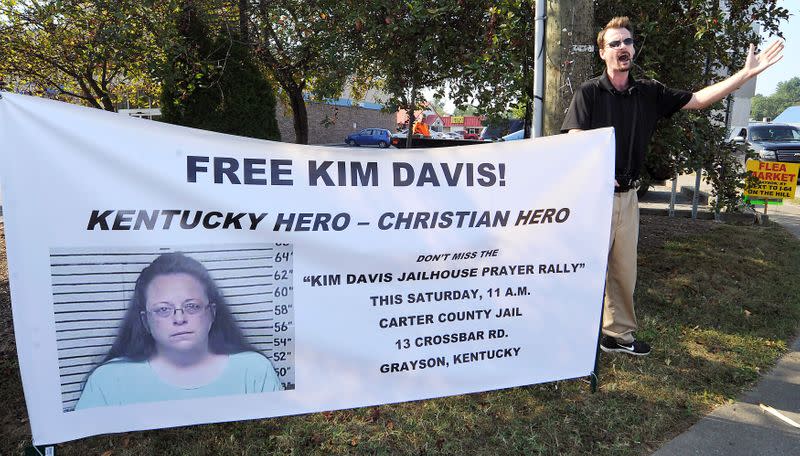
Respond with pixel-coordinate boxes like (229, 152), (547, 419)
(597, 16), (632, 49)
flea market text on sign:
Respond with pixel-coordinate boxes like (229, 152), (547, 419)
(744, 160), (799, 200)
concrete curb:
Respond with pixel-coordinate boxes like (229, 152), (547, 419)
(639, 207), (766, 224)
(639, 207), (716, 219)
(679, 185), (710, 205)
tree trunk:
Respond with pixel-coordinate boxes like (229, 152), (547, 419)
(81, 71), (116, 111)
(287, 86), (309, 144)
(99, 92), (115, 112)
(543, 0), (595, 136)
(76, 79), (104, 110)
(406, 86), (416, 148)
(523, 42), (533, 138)
(239, 0), (249, 42)
(523, 0), (533, 139)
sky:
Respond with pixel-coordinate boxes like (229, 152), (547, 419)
(422, 87), (456, 115)
(754, 0), (798, 96)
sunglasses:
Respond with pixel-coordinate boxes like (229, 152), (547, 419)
(607, 38), (634, 48)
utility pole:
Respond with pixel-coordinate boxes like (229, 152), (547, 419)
(542, 0), (596, 136)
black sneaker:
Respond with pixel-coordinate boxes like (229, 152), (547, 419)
(600, 336), (651, 356)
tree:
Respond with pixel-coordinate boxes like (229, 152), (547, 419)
(427, 96), (449, 116)
(447, 1), (535, 122)
(351, 1), (492, 146)
(347, 1), (537, 141)
(245, 0), (354, 144)
(751, 77), (800, 120)
(453, 105), (479, 117)
(0, 0), (165, 111)
(160, 2), (280, 140)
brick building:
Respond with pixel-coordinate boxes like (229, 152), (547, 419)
(275, 84), (397, 144)
(275, 100), (396, 145)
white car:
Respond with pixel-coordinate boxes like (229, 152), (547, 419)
(500, 129), (525, 141)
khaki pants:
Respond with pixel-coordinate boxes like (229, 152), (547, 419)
(603, 189), (639, 344)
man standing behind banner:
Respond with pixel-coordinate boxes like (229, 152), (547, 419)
(561, 16), (783, 356)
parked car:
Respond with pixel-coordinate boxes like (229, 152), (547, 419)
(390, 129), (488, 148)
(733, 123), (800, 164)
(499, 129), (525, 141)
(345, 128), (392, 148)
(462, 132), (480, 140)
(444, 132), (463, 139)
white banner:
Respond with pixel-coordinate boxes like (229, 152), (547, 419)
(0, 92), (615, 444)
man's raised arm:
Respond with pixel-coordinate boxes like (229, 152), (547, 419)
(682, 40), (784, 110)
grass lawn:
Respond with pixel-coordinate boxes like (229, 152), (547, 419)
(2, 215), (800, 455)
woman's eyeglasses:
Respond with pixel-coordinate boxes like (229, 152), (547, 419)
(143, 303), (213, 318)
(607, 38), (634, 48)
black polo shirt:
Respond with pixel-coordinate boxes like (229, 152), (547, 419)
(561, 72), (692, 181)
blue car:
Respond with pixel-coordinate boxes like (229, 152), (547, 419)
(346, 128), (392, 148)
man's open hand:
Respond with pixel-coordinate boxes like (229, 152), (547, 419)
(743, 40), (784, 79)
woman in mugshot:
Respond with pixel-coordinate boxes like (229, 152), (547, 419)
(75, 252), (282, 409)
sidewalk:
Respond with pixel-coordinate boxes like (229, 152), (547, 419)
(640, 172), (800, 220)
(641, 172), (800, 455)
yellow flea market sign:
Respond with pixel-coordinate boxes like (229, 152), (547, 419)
(745, 160), (799, 199)
(451, 116), (464, 125)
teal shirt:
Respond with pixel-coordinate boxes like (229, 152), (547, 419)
(74, 351), (282, 410)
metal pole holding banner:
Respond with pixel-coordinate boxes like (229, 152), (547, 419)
(532, 0), (546, 137)
(24, 445), (55, 456)
(589, 274), (609, 393)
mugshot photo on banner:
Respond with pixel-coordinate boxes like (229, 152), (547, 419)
(53, 245), (295, 411)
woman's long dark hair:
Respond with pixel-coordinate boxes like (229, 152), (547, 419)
(101, 252), (255, 363)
